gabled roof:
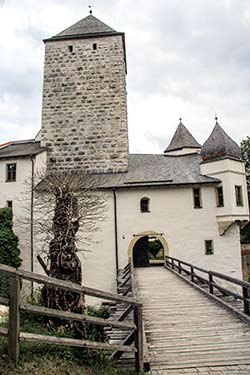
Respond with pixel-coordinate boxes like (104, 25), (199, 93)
(165, 121), (201, 153)
(0, 140), (44, 159)
(49, 14), (118, 41)
(201, 121), (242, 162)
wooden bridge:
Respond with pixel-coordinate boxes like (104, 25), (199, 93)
(137, 265), (250, 374)
(109, 256), (250, 374)
(1, 257), (250, 374)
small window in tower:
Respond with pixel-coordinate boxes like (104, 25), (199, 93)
(235, 185), (243, 206)
(6, 163), (16, 182)
(205, 240), (214, 255)
(6, 200), (13, 210)
(193, 188), (202, 208)
(93, 43), (97, 51)
(216, 186), (224, 207)
(140, 197), (150, 213)
(68, 45), (73, 53)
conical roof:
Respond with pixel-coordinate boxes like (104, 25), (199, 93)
(201, 121), (241, 162)
(51, 14), (117, 40)
(164, 121), (201, 153)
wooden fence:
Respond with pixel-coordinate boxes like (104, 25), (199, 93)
(165, 255), (250, 317)
(0, 262), (144, 372)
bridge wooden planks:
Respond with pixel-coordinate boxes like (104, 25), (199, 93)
(136, 267), (250, 374)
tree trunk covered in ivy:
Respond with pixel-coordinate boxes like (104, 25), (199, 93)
(41, 188), (86, 337)
(35, 173), (106, 339)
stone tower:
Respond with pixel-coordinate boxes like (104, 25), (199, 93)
(41, 14), (128, 173)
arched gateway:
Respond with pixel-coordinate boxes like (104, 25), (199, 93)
(128, 231), (169, 268)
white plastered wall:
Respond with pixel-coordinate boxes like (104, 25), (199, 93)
(114, 186), (242, 281)
(0, 157), (32, 271)
(200, 158), (249, 221)
(0, 152), (47, 274)
(79, 191), (117, 302)
(31, 183), (243, 296)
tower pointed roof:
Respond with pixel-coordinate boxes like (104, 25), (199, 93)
(164, 120), (201, 153)
(49, 14), (118, 41)
(201, 121), (241, 162)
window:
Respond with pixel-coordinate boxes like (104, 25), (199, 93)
(68, 45), (73, 53)
(216, 186), (224, 207)
(140, 197), (150, 213)
(6, 201), (12, 210)
(235, 186), (243, 206)
(205, 240), (214, 255)
(6, 163), (16, 182)
(193, 188), (202, 208)
(93, 43), (97, 50)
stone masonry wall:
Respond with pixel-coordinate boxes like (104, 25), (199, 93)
(41, 35), (128, 173)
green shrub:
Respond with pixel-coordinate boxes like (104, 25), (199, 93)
(0, 207), (21, 298)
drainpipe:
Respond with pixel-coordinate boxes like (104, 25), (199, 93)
(30, 156), (35, 298)
(113, 188), (119, 276)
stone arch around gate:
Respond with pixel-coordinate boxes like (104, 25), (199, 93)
(128, 231), (169, 260)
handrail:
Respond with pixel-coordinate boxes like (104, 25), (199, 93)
(0, 263), (140, 305)
(0, 262), (143, 372)
(165, 256), (250, 317)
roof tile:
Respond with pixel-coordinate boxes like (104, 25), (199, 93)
(54, 15), (116, 39)
(201, 122), (241, 162)
(165, 121), (201, 152)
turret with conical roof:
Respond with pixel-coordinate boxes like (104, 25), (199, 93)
(41, 12), (128, 173)
(164, 120), (201, 155)
(201, 120), (241, 162)
(200, 118), (249, 234)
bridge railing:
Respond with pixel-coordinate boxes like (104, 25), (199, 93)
(0, 262), (144, 373)
(165, 255), (250, 316)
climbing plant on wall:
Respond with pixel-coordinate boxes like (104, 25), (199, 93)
(241, 137), (250, 243)
(241, 137), (250, 195)
(0, 207), (21, 297)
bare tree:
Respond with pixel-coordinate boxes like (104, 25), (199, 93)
(31, 171), (107, 337)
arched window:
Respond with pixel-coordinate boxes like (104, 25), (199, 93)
(140, 197), (150, 213)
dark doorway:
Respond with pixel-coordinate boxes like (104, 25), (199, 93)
(133, 236), (149, 267)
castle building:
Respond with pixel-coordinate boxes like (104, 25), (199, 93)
(0, 14), (249, 294)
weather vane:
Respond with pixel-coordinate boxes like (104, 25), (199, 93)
(88, 5), (92, 14)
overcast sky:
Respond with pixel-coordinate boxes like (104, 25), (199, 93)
(0, 0), (250, 153)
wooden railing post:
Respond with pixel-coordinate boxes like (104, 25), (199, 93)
(8, 276), (21, 364)
(243, 286), (250, 316)
(171, 258), (174, 270)
(178, 261), (181, 274)
(190, 266), (194, 282)
(209, 272), (214, 294)
(134, 303), (143, 373)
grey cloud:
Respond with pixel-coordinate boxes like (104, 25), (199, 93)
(0, 0), (250, 149)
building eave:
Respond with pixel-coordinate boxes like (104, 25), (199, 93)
(97, 179), (221, 191)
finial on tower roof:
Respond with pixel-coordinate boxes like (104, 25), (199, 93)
(215, 113), (218, 122)
(179, 115), (182, 123)
(88, 5), (92, 14)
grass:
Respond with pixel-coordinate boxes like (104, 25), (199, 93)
(0, 334), (141, 375)
(0, 309), (143, 375)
